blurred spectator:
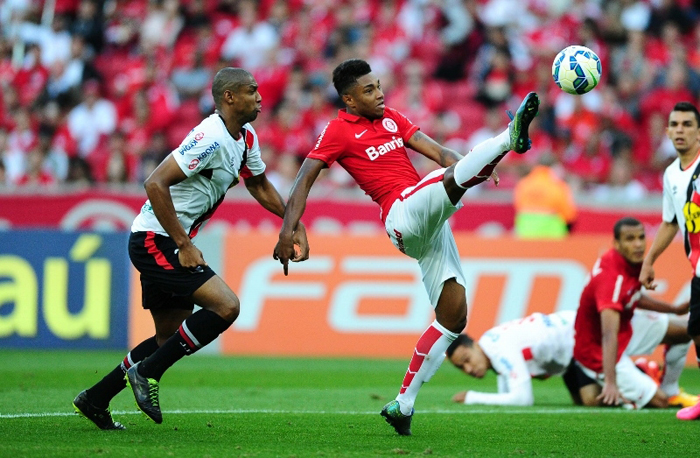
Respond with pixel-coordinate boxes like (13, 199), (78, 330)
(609, 29), (654, 92)
(71, 0), (105, 54)
(471, 27), (515, 107)
(0, 159), (6, 187)
(17, 131), (62, 187)
(0, 86), (21, 131)
(639, 60), (695, 127)
(433, 0), (478, 82)
(220, 0), (279, 70)
(390, 59), (444, 131)
(0, 128), (10, 183)
(140, 0), (184, 50)
(67, 79), (117, 157)
(266, 151), (301, 197)
(5, 107), (36, 183)
(13, 13), (72, 67)
(12, 44), (50, 107)
(36, 125), (69, 182)
(43, 35), (101, 108)
(513, 154), (577, 239)
(0, 0), (693, 197)
(592, 155), (647, 203)
(138, 131), (169, 182)
(65, 156), (93, 186)
(103, 0), (141, 50)
(563, 128), (612, 190)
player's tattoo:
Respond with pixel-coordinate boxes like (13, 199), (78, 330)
(410, 131), (462, 167)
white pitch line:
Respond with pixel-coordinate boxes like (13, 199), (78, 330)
(0, 407), (669, 419)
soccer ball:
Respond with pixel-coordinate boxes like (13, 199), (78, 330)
(551, 45), (602, 95)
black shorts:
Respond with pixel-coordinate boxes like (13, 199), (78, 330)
(562, 359), (597, 404)
(688, 276), (700, 337)
(129, 231), (216, 310)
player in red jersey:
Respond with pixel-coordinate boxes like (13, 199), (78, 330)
(571, 217), (689, 409)
(273, 59), (540, 435)
(640, 102), (700, 420)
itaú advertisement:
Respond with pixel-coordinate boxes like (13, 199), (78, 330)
(0, 231), (130, 349)
(125, 232), (692, 358)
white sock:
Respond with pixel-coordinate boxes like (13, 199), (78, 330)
(396, 320), (459, 415)
(453, 130), (510, 189)
(661, 342), (691, 396)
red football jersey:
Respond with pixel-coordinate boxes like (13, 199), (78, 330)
(573, 248), (642, 372)
(307, 107), (421, 221)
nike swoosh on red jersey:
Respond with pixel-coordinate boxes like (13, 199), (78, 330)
(354, 130), (368, 138)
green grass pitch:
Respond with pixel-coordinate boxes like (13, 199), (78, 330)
(1, 349), (699, 457)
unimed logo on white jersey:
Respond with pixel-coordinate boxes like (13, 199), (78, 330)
(365, 136), (404, 160)
(233, 257), (591, 333)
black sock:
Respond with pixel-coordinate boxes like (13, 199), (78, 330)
(696, 344), (700, 369)
(86, 336), (159, 409)
(138, 309), (231, 381)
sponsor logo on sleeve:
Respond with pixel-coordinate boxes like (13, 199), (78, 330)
(195, 141), (220, 162)
(178, 133), (206, 155)
(188, 158), (200, 170)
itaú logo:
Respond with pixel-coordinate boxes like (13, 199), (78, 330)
(365, 136), (404, 160)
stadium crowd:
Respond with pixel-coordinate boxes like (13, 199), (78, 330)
(1, 0), (699, 200)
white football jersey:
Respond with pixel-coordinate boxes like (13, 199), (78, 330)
(662, 153), (700, 275)
(479, 310), (575, 380)
(131, 114), (266, 238)
(464, 311), (575, 406)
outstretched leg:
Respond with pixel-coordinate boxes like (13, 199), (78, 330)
(443, 92), (540, 204)
(126, 276), (239, 423)
(382, 279), (466, 435)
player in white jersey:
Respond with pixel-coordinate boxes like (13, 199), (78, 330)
(73, 68), (308, 429)
(640, 101), (700, 420)
(446, 310), (696, 407)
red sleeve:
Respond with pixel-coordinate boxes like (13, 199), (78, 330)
(593, 270), (625, 313)
(387, 108), (420, 143)
(239, 165), (252, 179)
(307, 121), (344, 166)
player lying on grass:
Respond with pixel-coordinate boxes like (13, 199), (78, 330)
(447, 309), (695, 408)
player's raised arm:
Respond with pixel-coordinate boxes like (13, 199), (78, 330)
(406, 130), (463, 168)
(274, 157), (326, 275)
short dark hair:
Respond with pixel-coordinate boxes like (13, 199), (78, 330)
(613, 216), (643, 240)
(671, 101), (700, 127)
(446, 334), (474, 357)
(211, 67), (253, 110)
(332, 59), (372, 97)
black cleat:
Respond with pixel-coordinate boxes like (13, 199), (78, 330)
(507, 92), (540, 153)
(73, 390), (125, 430)
(380, 400), (413, 436)
(125, 363), (162, 424)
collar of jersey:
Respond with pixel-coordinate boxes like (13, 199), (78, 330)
(338, 109), (367, 123)
(217, 114), (244, 140)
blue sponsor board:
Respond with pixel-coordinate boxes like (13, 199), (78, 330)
(0, 231), (130, 349)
